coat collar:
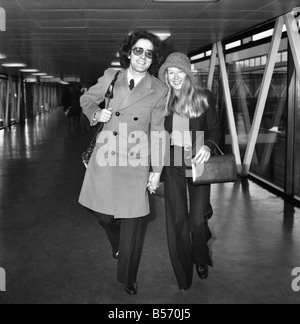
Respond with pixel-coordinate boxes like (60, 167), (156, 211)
(115, 70), (155, 111)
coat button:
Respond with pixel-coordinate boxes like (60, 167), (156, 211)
(116, 112), (120, 117)
(111, 151), (116, 155)
(113, 131), (118, 136)
(134, 117), (138, 121)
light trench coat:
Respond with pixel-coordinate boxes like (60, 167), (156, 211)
(79, 69), (168, 219)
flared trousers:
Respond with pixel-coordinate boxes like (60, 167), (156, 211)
(164, 147), (213, 290)
(92, 212), (144, 287)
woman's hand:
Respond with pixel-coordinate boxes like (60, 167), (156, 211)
(96, 108), (113, 123)
(192, 145), (211, 164)
(147, 172), (161, 194)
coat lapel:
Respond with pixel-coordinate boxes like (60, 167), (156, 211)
(117, 72), (155, 111)
(114, 70), (129, 101)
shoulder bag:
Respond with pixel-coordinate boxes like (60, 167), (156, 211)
(191, 140), (238, 185)
(81, 71), (121, 168)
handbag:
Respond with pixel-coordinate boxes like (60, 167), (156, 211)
(191, 140), (238, 185)
(81, 71), (121, 168)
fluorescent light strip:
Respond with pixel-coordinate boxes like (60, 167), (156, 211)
(191, 53), (205, 61)
(226, 40), (242, 50)
(0, 54), (7, 60)
(2, 63), (27, 68)
(253, 29), (274, 41)
(20, 69), (39, 73)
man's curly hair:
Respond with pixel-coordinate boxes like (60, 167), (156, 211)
(119, 30), (163, 76)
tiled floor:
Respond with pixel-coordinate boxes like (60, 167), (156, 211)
(0, 108), (300, 304)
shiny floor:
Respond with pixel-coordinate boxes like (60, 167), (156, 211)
(1, 108), (300, 304)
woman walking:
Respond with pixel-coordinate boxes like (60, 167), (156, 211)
(159, 53), (221, 291)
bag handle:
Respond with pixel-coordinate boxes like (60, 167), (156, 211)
(205, 140), (224, 156)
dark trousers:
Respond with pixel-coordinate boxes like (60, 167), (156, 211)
(164, 150), (213, 290)
(93, 212), (144, 287)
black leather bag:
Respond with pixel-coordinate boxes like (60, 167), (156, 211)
(81, 122), (104, 168)
(81, 71), (121, 168)
(191, 140), (238, 185)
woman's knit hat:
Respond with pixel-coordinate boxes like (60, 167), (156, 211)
(159, 52), (193, 83)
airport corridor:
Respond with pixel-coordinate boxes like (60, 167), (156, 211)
(0, 108), (300, 304)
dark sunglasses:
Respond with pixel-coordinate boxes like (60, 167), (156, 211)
(132, 47), (155, 60)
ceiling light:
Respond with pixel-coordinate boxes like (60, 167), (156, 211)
(2, 62), (27, 68)
(253, 29), (274, 42)
(60, 81), (70, 85)
(0, 54), (7, 60)
(152, 32), (171, 41)
(32, 73), (47, 76)
(41, 75), (54, 78)
(191, 53), (205, 61)
(225, 40), (242, 50)
(20, 69), (39, 73)
(24, 77), (38, 83)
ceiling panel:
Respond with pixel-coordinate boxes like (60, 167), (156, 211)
(193, 10), (254, 20)
(17, 0), (85, 10)
(139, 10), (197, 19)
(145, 1), (209, 11)
(0, 0), (298, 86)
(87, 19), (135, 28)
(85, 10), (142, 20)
(4, 9), (31, 19)
(0, 0), (22, 10)
(27, 10), (85, 20)
(35, 20), (86, 28)
(263, 0), (300, 13)
(85, 0), (149, 10)
(206, 0), (276, 11)
(5, 20), (37, 29)
(134, 19), (232, 28)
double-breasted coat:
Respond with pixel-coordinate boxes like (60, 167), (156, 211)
(79, 69), (168, 219)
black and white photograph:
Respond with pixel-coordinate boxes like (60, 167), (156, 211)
(0, 0), (300, 307)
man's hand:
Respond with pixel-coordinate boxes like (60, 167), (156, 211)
(96, 108), (113, 123)
(147, 172), (161, 194)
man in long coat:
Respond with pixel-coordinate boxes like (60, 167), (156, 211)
(79, 31), (167, 295)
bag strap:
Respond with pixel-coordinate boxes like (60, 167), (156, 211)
(104, 70), (121, 105)
(205, 140), (224, 156)
(91, 70), (121, 141)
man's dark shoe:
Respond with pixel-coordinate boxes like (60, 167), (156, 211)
(124, 283), (137, 295)
(196, 264), (209, 280)
(112, 250), (119, 259)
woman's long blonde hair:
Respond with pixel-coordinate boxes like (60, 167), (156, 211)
(164, 71), (209, 119)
